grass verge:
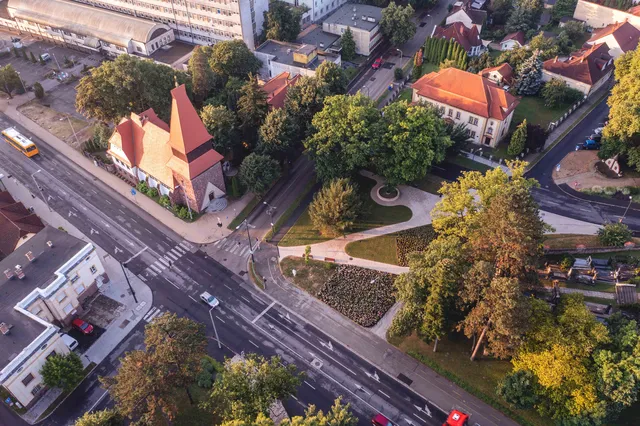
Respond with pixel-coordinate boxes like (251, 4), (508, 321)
(248, 259), (265, 290)
(413, 174), (448, 194)
(280, 256), (337, 296)
(264, 178), (316, 241)
(228, 196), (259, 230)
(448, 155), (492, 173)
(345, 234), (399, 265)
(394, 88), (413, 104)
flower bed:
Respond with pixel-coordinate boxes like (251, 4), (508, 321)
(396, 225), (437, 266)
(317, 265), (395, 327)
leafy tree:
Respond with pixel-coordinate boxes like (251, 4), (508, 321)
(200, 104), (238, 155)
(381, 2), (416, 46)
(506, 0), (543, 33)
(33, 81), (44, 99)
(0, 64), (22, 99)
(438, 59), (458, 70)
(528, 32), (559, 59)
(76, 55), (188, 122)
(491, 0), (513, 25)
(258, 108), (299, 163)
(562, 20), (585, 42)
(102, 313), (207, 423)
(495, 47), (531, 70)
(541, 78), (583, 107)
(239, 153), (281, 195)
(308, 178), (361, 237)
(206, 76), (245, 112)
(445, 122), (472, 156)
(315, 61), (348, 95)
(467, 52), (494, 73)
(41, 352), (85, 392)
(237, 75), (269, 146)
(514, 50), (543, 95)
(341, 27), (357, 61)
(189, 46), (215, 107)
(497, 370), (540, 409)
(524, 123), (547, 153)
(598, 222), (633, 246)
(554, 31), (574, 55)
(375, 101), (451, 186)
(305, 93), (381, 181)
(209, 354), (302, 422)
(264, 1), (302, 42)
(508, 119), (527, 156)
(74, 409), (123, 426)
(284, 76), (330, 140)
(552, 0), (578, 19)
(203, 40), (261, 83)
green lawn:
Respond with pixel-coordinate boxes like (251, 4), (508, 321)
(344, 66), (359, 82)
(448, 155), (492, 173)
(345, 234), (400, 265)
(395, 88), (413, 104)
(512, 96), (569, 129)
(413, 174), (448, 194)
(279, 174), (413, 247)
(413, 62), (438, 81)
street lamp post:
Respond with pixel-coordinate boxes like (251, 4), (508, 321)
(236, 219), (255, 263)
(51, 52), (61, 71)
(396, 48), (403, 60)
(621, 196), (633, 223)
(31, 169), (52, 212)
(174, 184), (193, 220)
(120, 262), (139, 303)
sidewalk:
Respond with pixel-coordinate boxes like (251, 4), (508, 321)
(0, 91), (247, 244)
(1, 169), (153, 424)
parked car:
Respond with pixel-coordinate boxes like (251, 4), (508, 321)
(372, 414), (392, 426)
(200, 291), (220, 308)
(61, 334), (79, 351)
(372, 57), (383, 70)
(72, 318), (94, 335)
(577, 135), (601, 150)
(40, 53), (51, 62)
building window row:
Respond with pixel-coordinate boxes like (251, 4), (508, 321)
(468, 116), (478, 126)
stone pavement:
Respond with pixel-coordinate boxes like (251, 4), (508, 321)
(1, 169), (153, 424)
(0, 90), (248, 244)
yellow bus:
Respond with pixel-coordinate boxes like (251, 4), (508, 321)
(2, 127), (39, 157)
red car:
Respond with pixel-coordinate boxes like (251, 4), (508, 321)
(72, 318), (94, 335)
(372, 57), (383, 69)
(372, 414), (392, 426)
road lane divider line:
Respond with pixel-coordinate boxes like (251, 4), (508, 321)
(304, 381), (316, 390)
(188, 295), (199, 303)
(88, 390), (110, 413)
(252, 301), (276, 324)
(379, 390), (390, 398)
(249, 340), (259, 348)
(215, 315), (225, 324)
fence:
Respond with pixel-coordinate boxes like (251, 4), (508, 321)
(546, 95), (589, 133)
(378, 75), (412, 109)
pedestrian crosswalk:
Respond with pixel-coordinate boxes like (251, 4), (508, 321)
(212, 237), (257, 258)
(143, 305), (165, 323)
(144, 242), (191, 277)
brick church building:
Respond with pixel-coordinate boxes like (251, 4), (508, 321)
(107, 84), (225, 213)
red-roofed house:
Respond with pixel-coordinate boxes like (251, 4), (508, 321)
(107, 84), (225, 213)
(432, 22), (483, 56)
(585, 21), (640, 58)
(500, 31), (526, 51)
(445, 0), (487, 32)
(0, 191), (44, 260)
(542, 43), (614, 94)
(412, 68), (519, 147)
(478, 63), (514, 86)
(261, 72), (300, 110)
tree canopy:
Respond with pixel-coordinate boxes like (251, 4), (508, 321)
(200, 104), (238, 156)
(258, 107), (299, 163)
(315, 61), (348, 95)
(341, 27), (356, 61)
(308, 178), (362, 236)
(0, 64), (22, 99)
(380, 2), (416, 46)
(74, 409), (123, 426)
(189, 45), (215, 107)
(40, 352), (85, 393)
(239, 153), (281, 195)
(263, 1), (303, 42)
(202, 40), (262, 82)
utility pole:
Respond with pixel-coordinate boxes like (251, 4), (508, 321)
(236, 219), (255, 263)
(31, 170), (52, 212)
(120, 262), (139, 303)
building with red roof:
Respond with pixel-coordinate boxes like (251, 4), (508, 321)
(261, 72), (300, 110)
(0, 191), (44, 260)
(107, 84), (225, 213)
(412, 67), (519, 147)
(445, 0), (487, 32)
(542, 43), (614, 94)
(500, 31), (526, 51)
(585, 20), (640, 57)
(478, 63), (514, 87)
(432, 22), (483, 56)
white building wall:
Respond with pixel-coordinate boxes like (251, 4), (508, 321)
(573, 0), (640, 30)
(322, 21), (379, 55)
(500, 39), (521, 51)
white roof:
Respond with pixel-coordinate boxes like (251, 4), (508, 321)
(2, 127), (34, 148)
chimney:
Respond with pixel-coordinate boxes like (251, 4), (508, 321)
(47, 240), (53, 248)
(14, 265), (25, 280)
(554, 56), (558, 63)
(4, 269), (14, 280)
(25, 251), (35, 262)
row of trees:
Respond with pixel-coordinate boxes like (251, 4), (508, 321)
(422, 37), (468, 71)
(75, 312), (359, 426)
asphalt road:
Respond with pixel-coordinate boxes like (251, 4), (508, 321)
(0, 114), (452, 426)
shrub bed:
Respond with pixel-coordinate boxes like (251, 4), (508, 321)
(396, 225), (437, 266)
(317, 265), (395, 327)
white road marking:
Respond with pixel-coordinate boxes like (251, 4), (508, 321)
(379, 390), (390, 398)
(104, 199), (112, 205)
(304, 381), (316, 390)
(224, 284), (233, 290)
(166, 251), (179, 261)
(241, 296), (251, 304)
(203, 270), (212, 277)
(186, 258), (195, 265)
(188, 295), (199, 303)
(157, 257), (170, 267)
(215, 315), (225, 324)
(150, 263), (163, 274)
(88, 390), (109, 412)
(175, 245), (186, 254)
(412, 414), (427, 423)
(124, 247), (148, 264)
(248, 340), (259, 348)
(290, 394), (298, 401)
(252, 301), (276, 324)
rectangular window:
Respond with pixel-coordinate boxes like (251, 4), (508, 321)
(468, 116), (473, 124)
(46, 351), (57, 360)
(22, 373), (34, 386)
(471, 131), (476, 138)
(473, 118), (478, 126)
(63, 303), (74, 315)
(75, 283), (85, 295)
(70, 274), (80, 283)
(456, 111), (461, 119)
(90, 265), (97, 274)
(56, 292), (67, 303)
(30, 384), (42, 396)
(448, 109), (453, 117)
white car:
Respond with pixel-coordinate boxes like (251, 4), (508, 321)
(200, 292), (220, 308)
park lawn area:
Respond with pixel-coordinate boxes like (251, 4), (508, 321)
(414, 174), (448, 195)
(390, 333), (549, 426)
(511, 96), (568, 129)
(542, 234), (604, 249)
(280, 256), (338, 296)
(279, 174), (412, 247)
(395, 88), (413, 104)
(345, 234), (399, 265)
(344, 66), (359, 81)
(448, 155), (492, 172)
(413, 62), (438, 81)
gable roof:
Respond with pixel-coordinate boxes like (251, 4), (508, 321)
(433, 22), (481, 52)
(413, 68), (519, 120)
(543, 43), (613, 85)
(501, 31), (525, 46)
(587, 21), (640, 53)
(479, 63), (514, 84)
(262, 72), (300, 109)
(169, 84), (213, 156)
(0, 191), (44, 260)
(448, 2), (487, 26)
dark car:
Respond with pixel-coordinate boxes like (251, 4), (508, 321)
(72, 318), (94, 335)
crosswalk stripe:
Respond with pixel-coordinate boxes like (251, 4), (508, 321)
(150, 263), (164, 273)
(179, 242), (191, 251)
(143, 307), (158, 321)
(146, 268), (157, 277)
(165, 251), (179, 261)
(173, 246), (185, 255)
(213, 238), (226, 247)
(219, 240), (231, 250)
(163, 255), (175, 265)
(230, 244), (240, 254)
(238, 246), (248, 256)
(146, 309), (164, 323)
(157, 257), (170, 267)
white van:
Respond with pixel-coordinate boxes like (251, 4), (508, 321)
(61, 333), (78, 351)
(40, 53), (51, 62)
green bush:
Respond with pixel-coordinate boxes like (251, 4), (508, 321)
(394, 67), (404, 80)
(159, 195), (171, 207)
(33, 81), (44, 99)
(147, 187), (159, 198)
(175, 205), (190, 219)
(230, 175), (242, 198)
(590, 185), (603, 193)
(604, 187), (617, 196)
(559, 254), (574, 271)
(197, 357), (216, 388)
(136, 181), (149, 194)
(598, 222), (633, 247)
(621, 187), (631, 196)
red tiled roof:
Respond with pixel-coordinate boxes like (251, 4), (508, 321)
(413, 68), (519, 120)
(479, 63), (514, 84)
(448, 3), (487, 26)
(629, 4), (640, 15)
(169, 84), (213, 156)
(501, 31), (525, 46)
(0, 191), (44, 259)
(433, 22), (481, 53)
(543, 43), (613, 85)
(262, 72), (300, 109)
(587, 21), (640, 53)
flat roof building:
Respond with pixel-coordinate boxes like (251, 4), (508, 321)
(322, 3), (383, 56)
(255, 39), (341, 79)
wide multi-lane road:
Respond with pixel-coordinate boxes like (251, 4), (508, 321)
(0, 113), (461, 426)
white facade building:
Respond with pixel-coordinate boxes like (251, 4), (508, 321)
(322, 3), (383, 56)
(255, 39), (340, 79)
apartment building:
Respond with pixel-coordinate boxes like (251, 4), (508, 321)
(70, 0), (267, 50)
(255, 40), (341, 78)
(1, 226), (108, 408)
(322, 3), (383, 56)
(280, 0), (349, 24)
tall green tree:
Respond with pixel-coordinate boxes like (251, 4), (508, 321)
(374, 101), (451, 186)
(189, 45), (215, 108)
(491, 0), (513, 25)
(495, 47), (531, 70)
(76, 55), (188, 122)
(508, 119), (527, 156)
(200, 104), (238, 155)
(528, 32), (559, 60)
(506, 0), (543, 33)
(237, 75), (269, 146)
(239, 153), (281, 195)
(380, 2), (416, 46)
(284, 76), (330, 140)
(258, 107), (299, 162)
(74, 409), (123, 426)
(305, 93), (382, 181)
(0, 64), (23, 99)
(552, 0), (578, 19)
(308, 178), (362, 237)
(264, 1), (302, 42)
(515, 50), (543, 95)
(40, 352), (85, 393)
(202, 40), (261, 83)
(341, 27), (357, 61)
(209, 354), (303, 422)
(315, 61), (348, 95)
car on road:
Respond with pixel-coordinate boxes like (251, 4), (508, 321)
(72, 318), (94, 335)
(576, 136), (601, 150)
(443, 409), (469, 426)
(372, 413), (392, 426)
(372, 57), (383, 70)
(61, 334), (79, 351)
(200, 291), (220, 308)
